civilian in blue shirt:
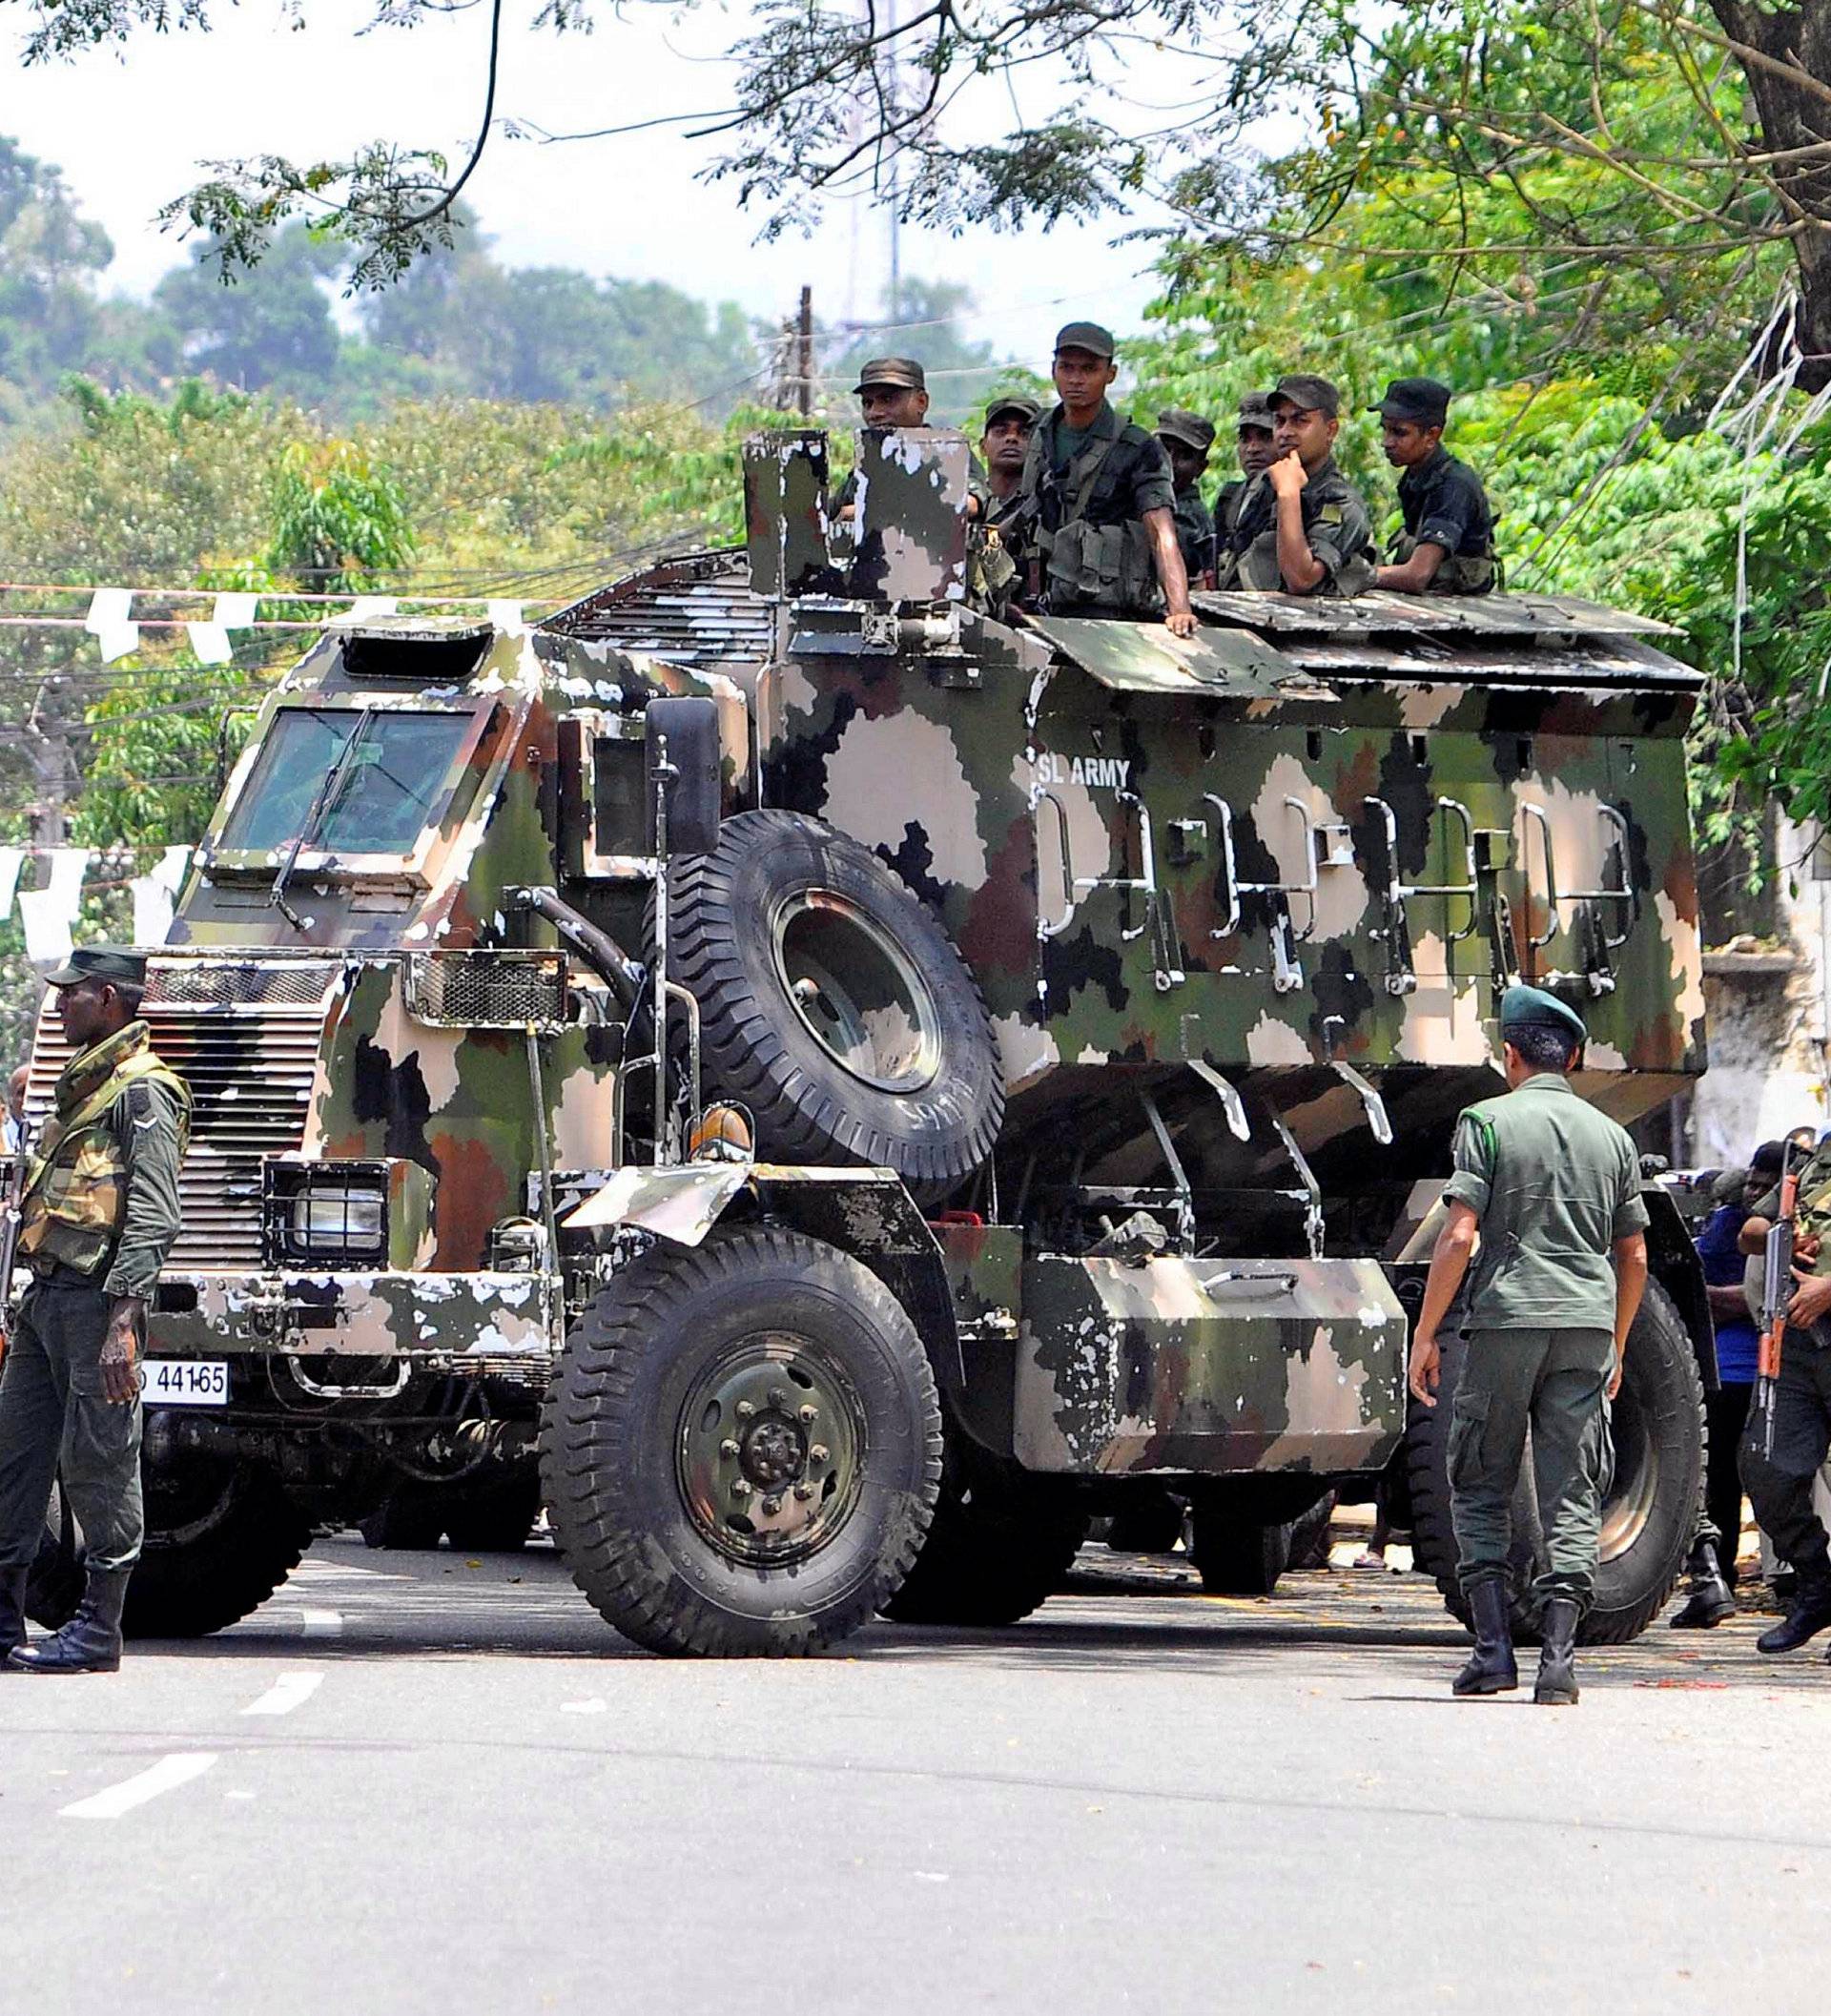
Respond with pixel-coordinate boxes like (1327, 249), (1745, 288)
(1670, 1141), (1785, 1627)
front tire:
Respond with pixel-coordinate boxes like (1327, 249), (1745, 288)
(124, 1459), (311, 1638)
(542, 1227), (941, 1656)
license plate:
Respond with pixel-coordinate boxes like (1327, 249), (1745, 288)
(139, 1359), (229, 1407)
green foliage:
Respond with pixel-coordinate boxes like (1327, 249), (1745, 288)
(266, 439), (415, 591)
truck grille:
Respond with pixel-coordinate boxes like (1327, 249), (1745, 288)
(26, 970), (334, 1269)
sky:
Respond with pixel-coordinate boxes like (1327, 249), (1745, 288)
(2, 0), (1192, 388)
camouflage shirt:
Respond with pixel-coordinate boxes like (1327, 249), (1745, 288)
(1171, 485), (1217, 583)
(1442, 1071), (1649, 1331)
(1222, 458), (1378, 595)
(1753, 1144), (1831, 1279)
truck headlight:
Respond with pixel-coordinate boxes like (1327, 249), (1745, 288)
(266, 1163), (390, 1265)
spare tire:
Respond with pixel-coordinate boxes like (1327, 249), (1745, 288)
(1405, 1278), (1703, 1644)
(663, 809), (1003, 1202)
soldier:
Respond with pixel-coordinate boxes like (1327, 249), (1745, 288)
(1155, 409), (1218, 590)
(854, 356), (930, 430)
(0, 948), (189, 1675)
(1735, 1138), (1831, 1658)
(976, 395), (1039, 614)
(1408, 986), (1651, 1707)
(1019, 321), (1196, 637)
(1371, 378), (1497, 594)
(1213, 391), (1278, 585)
(1223, 374), (1377, 596)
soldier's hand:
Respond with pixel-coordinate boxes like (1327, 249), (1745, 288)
(1787, 1266), (1831, 1329)
(1797, 1233), (1821, 1265)
(1267, 451), (1308, 500)
(1408, 1330), (1441, 1408)
(1606, 1349), (1624, 1402)
(1164, 608), (1197, 639)
(99, 1295), (143, 1406)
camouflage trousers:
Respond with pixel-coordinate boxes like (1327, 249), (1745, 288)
(1450, 1327), (1615, 1611)
(0, 1274), (143, 1576)
(1741, 1329), (1831, 1573)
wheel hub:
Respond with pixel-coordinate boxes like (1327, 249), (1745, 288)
(676, 1337), (864, 1566)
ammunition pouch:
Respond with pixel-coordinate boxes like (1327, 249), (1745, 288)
(1390, 531), (1496, 596)
(1040, 517), (1163, 617)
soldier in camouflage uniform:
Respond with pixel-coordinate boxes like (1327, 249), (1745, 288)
(1, 948), (189, 1674)
(977, 395), (1039, 613)
(1223, 374), (1377, 596)
(1212, 391), (1277, 588)
(1018, 321), (1196, 637)
(1737, 1141), (1831, 1659)
(1409, 986), (1650, 1706)
(1156, 409), (1218, 590)
(1371, 378), (1497, 595)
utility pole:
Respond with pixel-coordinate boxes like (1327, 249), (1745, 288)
(796, 286), (814, 418)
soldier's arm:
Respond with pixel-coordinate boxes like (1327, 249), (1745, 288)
(1377, 544), (1447, 592)
(104, 1079), (185, 1304)
(1266, 454), (1325, 591)
(1738, 1211), (1773, 1258)
(1408, 1201), (1480, 1405)
(1142, 507), (1196, 636)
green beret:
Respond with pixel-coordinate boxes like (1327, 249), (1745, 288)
(45, 945), (147, 991)
(1500, 983), (1586, 1042)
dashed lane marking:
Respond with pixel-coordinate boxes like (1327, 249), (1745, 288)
(299, 1609), (343, 1638)
(241, 1671), (323, 1717)
(61, 1753), (218, 1821)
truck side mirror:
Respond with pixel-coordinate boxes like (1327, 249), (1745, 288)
(645, 696), (722, 857)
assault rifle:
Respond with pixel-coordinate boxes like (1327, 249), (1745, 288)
(0, 1118), (31, 1368)
(1758, 1144), (1800, 1459)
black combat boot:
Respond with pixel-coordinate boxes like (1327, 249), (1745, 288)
(1452, 1577), (1518, 1696)
(1669, 1536), (1737, 1630)
(7, 1569), (128, 1675)
(1756, 1557), (1831, 1655)
(0, 1568), (28, 1662)
(1534, 1595), (1582, 1706)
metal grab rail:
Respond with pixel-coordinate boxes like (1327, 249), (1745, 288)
(1201, 792), (1311, 994)
(1520, 802), (1636, 951)
(1036, 786), (1184, 990)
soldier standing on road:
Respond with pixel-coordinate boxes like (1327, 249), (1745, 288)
(1735, 1140), (1831, 1660)
(1223, 374), (1377, 595)
(1407, 986), (1650, 1707)
(0, 948), (189, 1675)
(1371, 378), (1497, 595)
(1155, 408), (1219, 590)
(1018, 321), (1196, 637)
(1212, 391), (1278, 587)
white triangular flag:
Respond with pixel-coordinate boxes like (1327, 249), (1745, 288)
(84, 586), (139, 663)
(486, 599), (526, 638)
(344, 596), (399, 623)
(18, 848), (88, 966)
(187, 621), (232, 666)
(131, 874), (175, 946)
(213, 592), (259, 630)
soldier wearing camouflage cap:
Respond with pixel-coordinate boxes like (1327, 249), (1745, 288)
(1408, 983), (1650, 1707)
(1222, 374), (1378, 596)
(1155, 409), (1219, 590)
(1018, 321), (1197, 637)
(1, 947), (190, 1674)
(1213, 391), (1279, 589)
(1371, 378), (1497, 596)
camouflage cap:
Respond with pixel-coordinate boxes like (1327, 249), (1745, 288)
(1499, 983), (1586, 1042)
(1269, 373), (1342, 418)
(1237, 391), (1276, 429)
(983, 395), (1041, 429)
(853, 357), (926, 394)
(1054, 320), (1117, 360)
(44, 944), (148, 991)
(1156, 408), (1217, 453)
(1370, 376), (1452, 425)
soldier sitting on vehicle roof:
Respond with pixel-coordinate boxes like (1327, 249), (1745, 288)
(975, 395), (1039, 616)
(1372, 378), (1497, 595)
(1018, 321), (1196, 638)
(1211, 391), (1278, 590)
(1222, 374), (1377, 597)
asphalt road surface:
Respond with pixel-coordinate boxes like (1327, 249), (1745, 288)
(3, 1538), (1828, 2015)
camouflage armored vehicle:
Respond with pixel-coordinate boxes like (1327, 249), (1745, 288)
(21, 425), (1713, 1654)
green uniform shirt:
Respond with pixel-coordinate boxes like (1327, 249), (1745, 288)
(1223, 457), (1378, 595)
(1753, 1144), (1831, 1279)
(103, 1074), (186, 1299)
(1442, 1072), (1649, 1330)
(1171, 484), (1217, 582)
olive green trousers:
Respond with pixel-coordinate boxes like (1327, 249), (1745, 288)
(1450, 1327), (1615, 1611)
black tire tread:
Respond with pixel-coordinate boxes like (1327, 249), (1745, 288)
(123, 1469), (311, 1639)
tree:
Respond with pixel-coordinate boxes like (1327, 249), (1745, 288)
(154, 223), (344, 396)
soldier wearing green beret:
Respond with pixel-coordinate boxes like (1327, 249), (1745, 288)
(1, 947), (190, 1674)
(1408, 985), (1651, 1706)
(1017, 321), (1197, 637)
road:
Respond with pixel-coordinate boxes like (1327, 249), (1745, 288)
(3, 1537), (1828, 2015)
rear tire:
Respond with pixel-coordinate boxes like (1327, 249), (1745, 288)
(124, 1460), (311, 1638)
(542, 1227), (941, 1656)
(1405, 1280), (1703, 1645)
(1189, 1509), (1292, 1596)
(883, 1464), (1088, 1626)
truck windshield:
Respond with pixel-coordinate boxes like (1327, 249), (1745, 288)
(219, 709), (476, 857)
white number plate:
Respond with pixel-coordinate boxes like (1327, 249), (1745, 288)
(139, 1360), (229, 1407)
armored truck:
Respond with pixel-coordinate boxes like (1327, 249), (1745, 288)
(21, 426), (1713, 1654)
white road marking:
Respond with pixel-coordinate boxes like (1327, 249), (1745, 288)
(241, 1671), (322, 1718)
(299, 1608), (343, 1638)
(61, 1753), (217, 1821)
(560, 1698), (607, 1716)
